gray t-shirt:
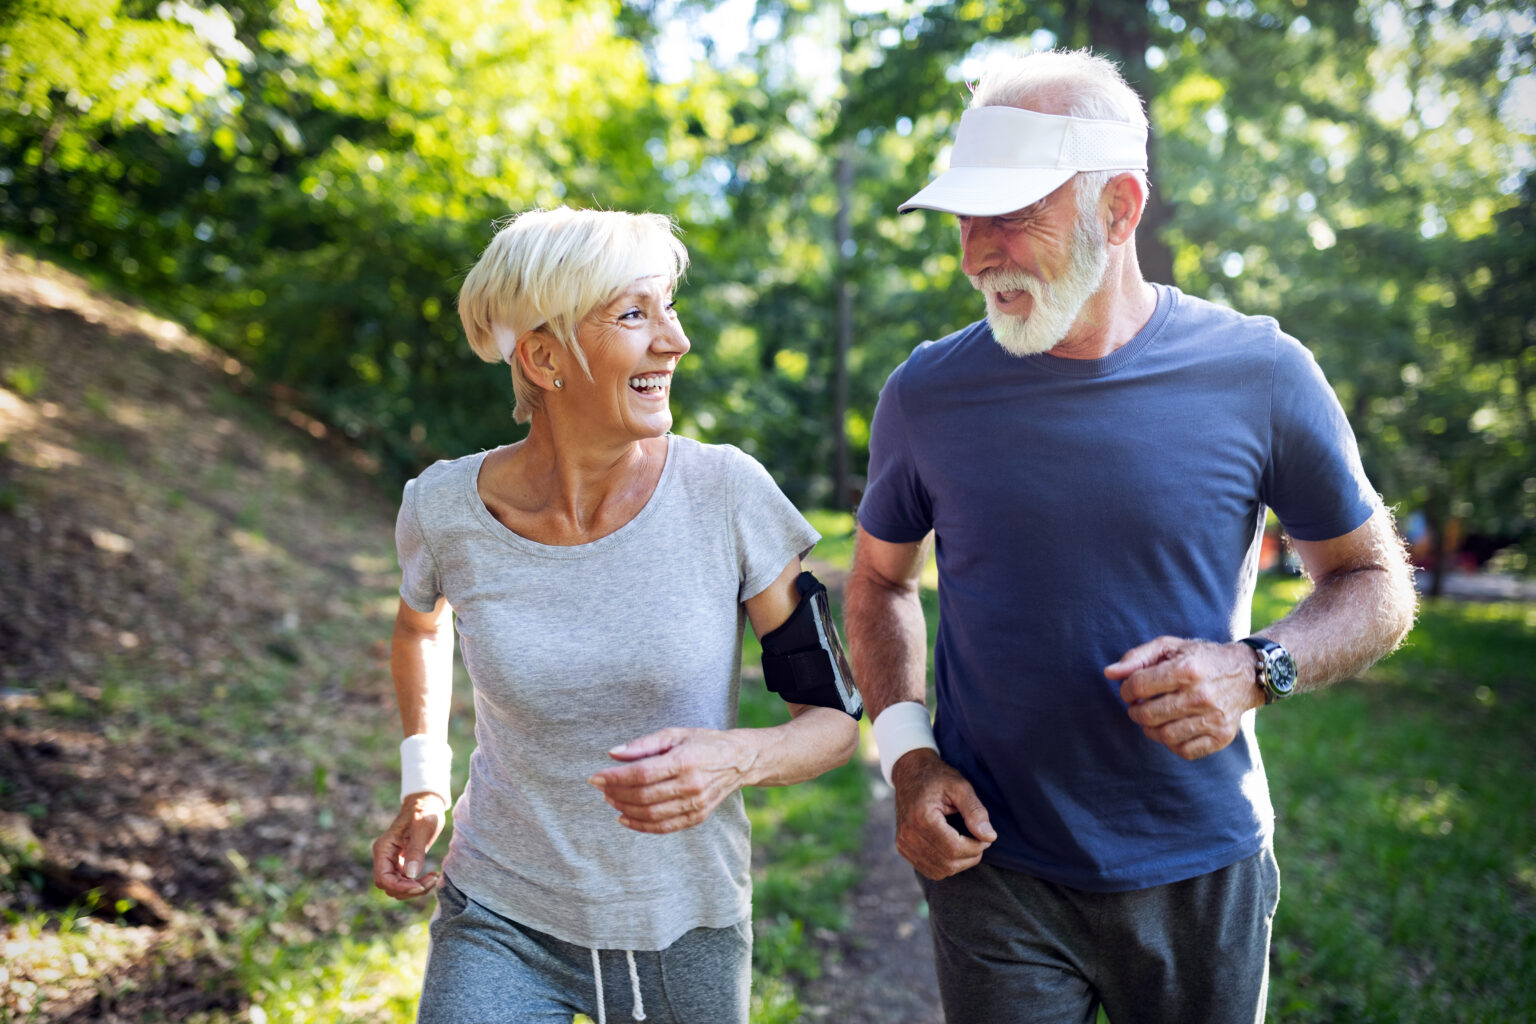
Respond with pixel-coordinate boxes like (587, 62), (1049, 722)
(396, 435), (819, 950)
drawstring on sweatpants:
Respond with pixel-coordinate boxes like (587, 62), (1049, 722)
(591, 947), (646, 1023)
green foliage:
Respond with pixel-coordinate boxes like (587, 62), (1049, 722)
(2, 0), (1531, 528)
(1150, 0), (1535, 552)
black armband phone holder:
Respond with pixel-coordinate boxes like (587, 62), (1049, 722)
(759, 571), (863, 719)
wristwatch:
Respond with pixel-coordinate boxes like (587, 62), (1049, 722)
(1239, 636), (1297, 704)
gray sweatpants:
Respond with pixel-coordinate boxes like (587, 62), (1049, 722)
(920, 846), (1280, 1024)
(415, 876), (751, 1024)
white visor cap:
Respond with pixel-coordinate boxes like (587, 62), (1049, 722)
(899, 106), (1148, 217)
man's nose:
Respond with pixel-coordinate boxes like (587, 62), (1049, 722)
(959, 217), (1001, 277)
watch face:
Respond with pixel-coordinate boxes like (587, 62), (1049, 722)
(1267, 648), (1297, 697)
(1244, 637), (1297, 701)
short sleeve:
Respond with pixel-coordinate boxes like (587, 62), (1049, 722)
(396, 477), (442, 612)
(1263, 336), (1380, 542)
(857, 364), (934, 543)
(726, 448), (820, 602)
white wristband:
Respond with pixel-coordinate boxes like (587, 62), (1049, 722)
(400, 734), (453, 808)
(871, 701), (939, 786)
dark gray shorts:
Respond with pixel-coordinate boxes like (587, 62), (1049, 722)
(415, 876), (751, 1024)
(920, 846), (1280, 1024)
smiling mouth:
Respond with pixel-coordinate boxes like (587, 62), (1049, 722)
(628, 373), (672, 396)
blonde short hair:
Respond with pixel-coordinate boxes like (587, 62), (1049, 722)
(458, 207), (689, 424)
(972, 49), (1150, 207)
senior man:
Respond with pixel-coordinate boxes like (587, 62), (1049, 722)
(846, 48), (1417, 1024)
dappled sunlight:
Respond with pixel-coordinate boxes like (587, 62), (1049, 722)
(1, 914), (159, 1020)
(350, 553), (399, 593)
(1383, 779), (1466, 837)
(88, 526), (133, 554)
(230, 527), (279, 558)
(263, 448), (307, 477)
(1515, 860), (1536, 904)
(11, 436), (83, 470)
(0, 385), (36, 439)
(370, 595), (402, 620)
(155, 792), (237, 832)
(921, 556), (939, 591)
(105, 399), (152, 432)
(0, 388), (82, 469)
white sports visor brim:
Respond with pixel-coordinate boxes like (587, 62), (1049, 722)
(899, 106), (1149, 217)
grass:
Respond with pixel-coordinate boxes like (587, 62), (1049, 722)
(1257, 582), (1536, 1023)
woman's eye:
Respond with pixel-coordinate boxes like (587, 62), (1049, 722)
(665, 300), (678, 314)
(618, 308), (643, 321)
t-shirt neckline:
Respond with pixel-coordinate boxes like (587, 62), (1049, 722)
(1017, 284), (1176, 379)
(462, 434), (677, 558)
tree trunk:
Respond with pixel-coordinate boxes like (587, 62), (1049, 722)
(833, 141), (853, 511)
(832, 4), (855, 510)
(1086, 0), (1178, 286)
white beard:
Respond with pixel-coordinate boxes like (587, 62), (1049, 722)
(970, 205), (1109, 358)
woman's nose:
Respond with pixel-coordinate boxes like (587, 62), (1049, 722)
(656, 317), (690, 355)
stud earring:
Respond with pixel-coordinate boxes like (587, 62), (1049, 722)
(553, 378), (563, 389)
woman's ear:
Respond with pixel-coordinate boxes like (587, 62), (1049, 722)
(515, 328), (564, 393)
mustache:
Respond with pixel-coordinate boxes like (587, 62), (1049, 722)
(968, 268), (1046, 298)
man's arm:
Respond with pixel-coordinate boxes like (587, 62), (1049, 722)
(845, 526), (931, 721)
(1260, 507), (1418, 691)
(846, 526), (996, 878)
(1107, 506), (1418, 760)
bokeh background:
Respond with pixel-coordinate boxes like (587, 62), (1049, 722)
(3, 0), (1532, 576)
(1, 2), (1533, 1022)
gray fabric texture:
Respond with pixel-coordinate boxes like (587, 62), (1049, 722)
(415, 875), (751, 1024)
(920, 847), (1280, 1024)
(395, 435), (819, 950)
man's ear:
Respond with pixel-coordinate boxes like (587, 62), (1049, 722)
(1105, 172), (1148, 245)
(515, 328), (563, 393)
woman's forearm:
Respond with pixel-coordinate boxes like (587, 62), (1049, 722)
(731, 706), (859, 788)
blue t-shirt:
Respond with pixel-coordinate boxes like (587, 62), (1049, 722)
(858, 285), (1378, 891)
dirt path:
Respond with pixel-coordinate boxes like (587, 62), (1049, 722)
(795, 768), (944, 1024)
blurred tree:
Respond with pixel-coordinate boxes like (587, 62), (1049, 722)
(1148, 0), (1534, 585)
(1, 0), (682, 476)
(3, 0), (1531, 560)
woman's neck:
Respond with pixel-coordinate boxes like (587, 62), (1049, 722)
(479, 423), (668, 545)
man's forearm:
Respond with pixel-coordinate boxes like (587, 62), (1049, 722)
(845, 567), (930, 720)
(1265, 521), (1417, 692)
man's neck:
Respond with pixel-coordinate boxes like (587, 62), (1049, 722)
(1048, 261), (1157, 362)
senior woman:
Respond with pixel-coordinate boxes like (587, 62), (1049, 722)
(371, 207), (861, 1024)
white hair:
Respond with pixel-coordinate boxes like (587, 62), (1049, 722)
(458, 207), (689, 423)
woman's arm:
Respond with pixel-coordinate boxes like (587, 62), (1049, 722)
(589, 560), (860, 834)
(372, 596), (455, 898)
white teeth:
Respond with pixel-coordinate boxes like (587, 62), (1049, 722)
(629, 374), (671, 391)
